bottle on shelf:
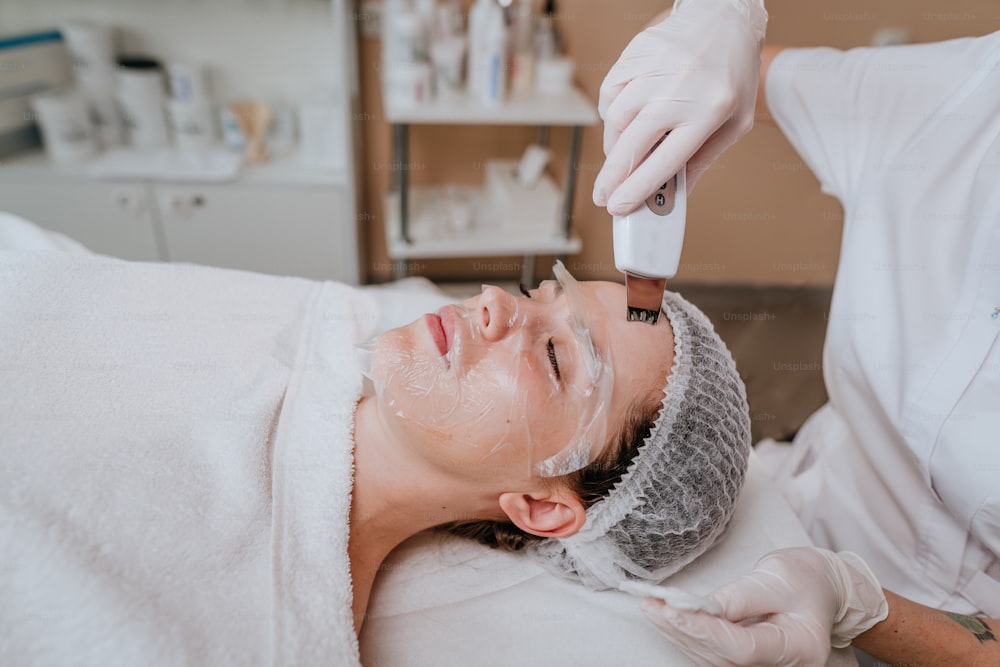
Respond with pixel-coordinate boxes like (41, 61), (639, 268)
(533, 0), (574, 95)
(413, 0), (437, 62)
(508, 0), (536, 95)
(382, 0), (433, 107)
(534, 0), (559, 60)
(467, 0), (508, 105)
(429, 0), (466, 98)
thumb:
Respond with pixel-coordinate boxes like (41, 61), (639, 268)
(708, 573), (787, 623)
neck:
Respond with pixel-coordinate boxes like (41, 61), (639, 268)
(348, 396), (498, 634)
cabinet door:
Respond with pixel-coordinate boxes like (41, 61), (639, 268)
(0, 181), (162, 261)
(155, 185), (358, 283)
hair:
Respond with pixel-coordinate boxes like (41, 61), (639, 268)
(440, 383), (666, 551)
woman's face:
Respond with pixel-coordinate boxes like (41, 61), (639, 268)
(367, 274), (675, 485)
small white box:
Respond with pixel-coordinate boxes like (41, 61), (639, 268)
(485, 159), (561, 236)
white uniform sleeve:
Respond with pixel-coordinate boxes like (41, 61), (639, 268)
(766, 32), (1000, 202)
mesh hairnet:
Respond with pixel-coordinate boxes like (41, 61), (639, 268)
(531, 290), (751, 590)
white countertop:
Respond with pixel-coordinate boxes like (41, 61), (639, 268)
(0, 148), (348, 188)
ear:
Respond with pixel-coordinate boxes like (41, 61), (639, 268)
(498, 487), (587, 539)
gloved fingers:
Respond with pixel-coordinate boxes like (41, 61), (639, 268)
(605, 124), (709, 215)
(599, 62), (683, 157)
(646, 599), (830, 667)
(597, 35), (658, 121)
(600, 82), (647, 160)
(683, 117), (751, 193)
(597, 61), (630, 122)
(730, 615), (833, 667)
(704, 572), (794, 623)
(642, 598), (808, 667)
(597, 21), (672, 117)
(594, 100), (675, 208)
(640, 599), (742, 667)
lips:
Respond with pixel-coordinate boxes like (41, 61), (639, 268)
(437, 305), (456, 354)
(425, 313), (448, 357)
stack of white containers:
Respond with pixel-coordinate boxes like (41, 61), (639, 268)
(32, 20), (220, 163)
(29, 89), (98, 164)
(60, 20), (122, 148)
(29, 21), (119, 163)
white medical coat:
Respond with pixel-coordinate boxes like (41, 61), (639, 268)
(760, 31), (1000, 616)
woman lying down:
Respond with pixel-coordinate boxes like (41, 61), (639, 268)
(0, 214), (750, 666)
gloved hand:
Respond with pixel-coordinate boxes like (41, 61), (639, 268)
(593, 0), (768, 215)
(640, 547), (889, 667)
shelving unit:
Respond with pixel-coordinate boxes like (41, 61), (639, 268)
(383, 86), (598, 285)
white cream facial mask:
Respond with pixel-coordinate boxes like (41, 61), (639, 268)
(356, 261), (613, 478)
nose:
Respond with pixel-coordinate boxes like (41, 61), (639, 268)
(477, 285), (520, 342)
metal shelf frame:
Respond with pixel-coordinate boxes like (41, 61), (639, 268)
(385, 88), (599, 286)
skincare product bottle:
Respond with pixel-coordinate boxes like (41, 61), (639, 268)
(478, 0), (507, 104)
(382, 0), (423, 72)
(395, 10), (423, 64)
(535, 0), (559, 60)
(413, 0), (436, 62)
(430, 36), (466, 98)
(466, 0), (493, 98)
(509, 0), (535, 94)
(435, 0), (463, 39)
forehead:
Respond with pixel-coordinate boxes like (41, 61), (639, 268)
(570, 281), (675, 420)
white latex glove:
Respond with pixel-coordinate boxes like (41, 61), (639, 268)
(594, 0), (768, 215)
(640, 547), (889, 667)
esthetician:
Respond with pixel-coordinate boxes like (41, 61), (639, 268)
(596, 0), (1000, 664)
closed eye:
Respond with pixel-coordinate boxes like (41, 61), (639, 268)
(521, 283), (564, 383)
(546, 338), (561, 381)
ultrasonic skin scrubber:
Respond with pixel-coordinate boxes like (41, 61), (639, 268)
(613, 164), (687, 325)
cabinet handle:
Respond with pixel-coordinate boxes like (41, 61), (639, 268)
(162, 192), (206, 220)
(111, 187), (146, 216)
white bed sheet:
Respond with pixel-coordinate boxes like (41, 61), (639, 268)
(360, 451), (857, 667)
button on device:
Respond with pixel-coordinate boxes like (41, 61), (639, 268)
(646, 176), (677, 216)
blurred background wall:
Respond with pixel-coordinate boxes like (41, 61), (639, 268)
(359, 0), (999, 284)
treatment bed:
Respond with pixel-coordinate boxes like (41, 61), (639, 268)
(0, 213), (856, 667)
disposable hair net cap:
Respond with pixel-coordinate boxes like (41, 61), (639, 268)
(531, 290), (751, 590)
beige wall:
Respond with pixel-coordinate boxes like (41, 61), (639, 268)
(358, 0), (998, 285)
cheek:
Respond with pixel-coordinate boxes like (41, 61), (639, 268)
(488, 363), (586, 461)
(521, 394), (590, 461)
(371, 333), (525, 447)
(372, 334), (592, 469)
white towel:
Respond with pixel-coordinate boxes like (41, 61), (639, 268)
(0, 247), (377, 666)
(0, 211), (91, 254)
